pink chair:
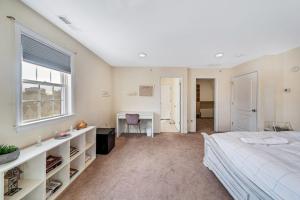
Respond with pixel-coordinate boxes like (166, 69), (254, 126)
(125, 114), (141, 133)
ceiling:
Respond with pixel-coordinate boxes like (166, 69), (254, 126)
(22, 0), (300, 68)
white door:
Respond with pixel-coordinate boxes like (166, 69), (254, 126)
(174, 79), (181, 131)
(231, 72), (258, 131)
(161, 85), (172, 119)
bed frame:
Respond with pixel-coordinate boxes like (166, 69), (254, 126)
(202, 133), (275, 200)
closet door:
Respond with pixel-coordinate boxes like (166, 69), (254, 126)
(231, 72), (258, 131)
(161, 85), (172, 119)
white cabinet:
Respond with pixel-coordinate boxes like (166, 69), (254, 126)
(0, 126), (96, 200)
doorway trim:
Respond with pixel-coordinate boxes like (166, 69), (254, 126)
(192, 77), (219, 132)
(159, 76), (183, 133)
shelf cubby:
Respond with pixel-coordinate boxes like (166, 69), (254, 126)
(85, 143), (96, 168)
(46, 164), (69, 200)
(85, 128), (96, 169)
(70, 135), (85, 160)
(46, 141), (70, 179)
(85, 142), (94, 151)
(4, 179), (44, 200)
(4, 153), (45, 200)
(85, 130), (96, 149)
(70, 153), (84, 182)
(22, 182), (45, 200)
(46, 163), (66, 180)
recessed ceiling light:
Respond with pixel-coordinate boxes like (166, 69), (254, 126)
(215, 52), (224, 58)
(138, 52), (147, 58)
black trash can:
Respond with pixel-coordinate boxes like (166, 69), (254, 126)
(96, 128), (115, 154)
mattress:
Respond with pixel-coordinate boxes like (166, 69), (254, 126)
(211, 131), (300, 200)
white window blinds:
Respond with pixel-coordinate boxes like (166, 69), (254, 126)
(21, 34), (71, 74)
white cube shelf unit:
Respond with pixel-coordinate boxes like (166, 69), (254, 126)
(0, 126), (96, 200)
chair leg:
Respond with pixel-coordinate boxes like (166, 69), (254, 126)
(138, 123), (141, 134)
(127, 124), (130, 133)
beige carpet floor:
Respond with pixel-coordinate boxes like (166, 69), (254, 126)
(58, 133), (232, 200)
(196, 118), (214, 133)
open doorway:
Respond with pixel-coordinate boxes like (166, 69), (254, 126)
(160, 77), (181, 133)
(196, 79), (215, 133)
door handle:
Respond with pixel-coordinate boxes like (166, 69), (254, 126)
(251, 109), (256, 112)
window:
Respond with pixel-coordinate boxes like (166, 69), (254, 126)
(21, 62), (71, 122)
(17, 27), (73, 126)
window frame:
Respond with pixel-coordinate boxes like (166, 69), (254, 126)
(15, 24), (75, 130)
(21, 70), (67, 123)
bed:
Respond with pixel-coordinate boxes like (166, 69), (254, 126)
(202, 131), (300, 200)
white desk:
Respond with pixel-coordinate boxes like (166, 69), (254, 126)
(116, 111), (154, 137)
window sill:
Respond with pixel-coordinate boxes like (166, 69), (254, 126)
(16, 114), (75, 132)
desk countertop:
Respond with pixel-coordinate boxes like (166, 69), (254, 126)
(117, 111), (154, 115)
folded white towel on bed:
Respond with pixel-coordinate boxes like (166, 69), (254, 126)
(240, 136), (289, 145)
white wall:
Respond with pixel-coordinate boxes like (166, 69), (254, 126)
(113, 67), (232, 133)
(0, 0), (113, 148)
(197, 79), (214, 101)
(232, 47), (300, 131)
(113, 67), (188, 133)
(188, 69), (232, 132)
(112, 52), (300, 133)
(189, 49), (300, 132)
(281, 48), (300, 131)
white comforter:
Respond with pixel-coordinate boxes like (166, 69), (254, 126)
(212, 131), (300, 200)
